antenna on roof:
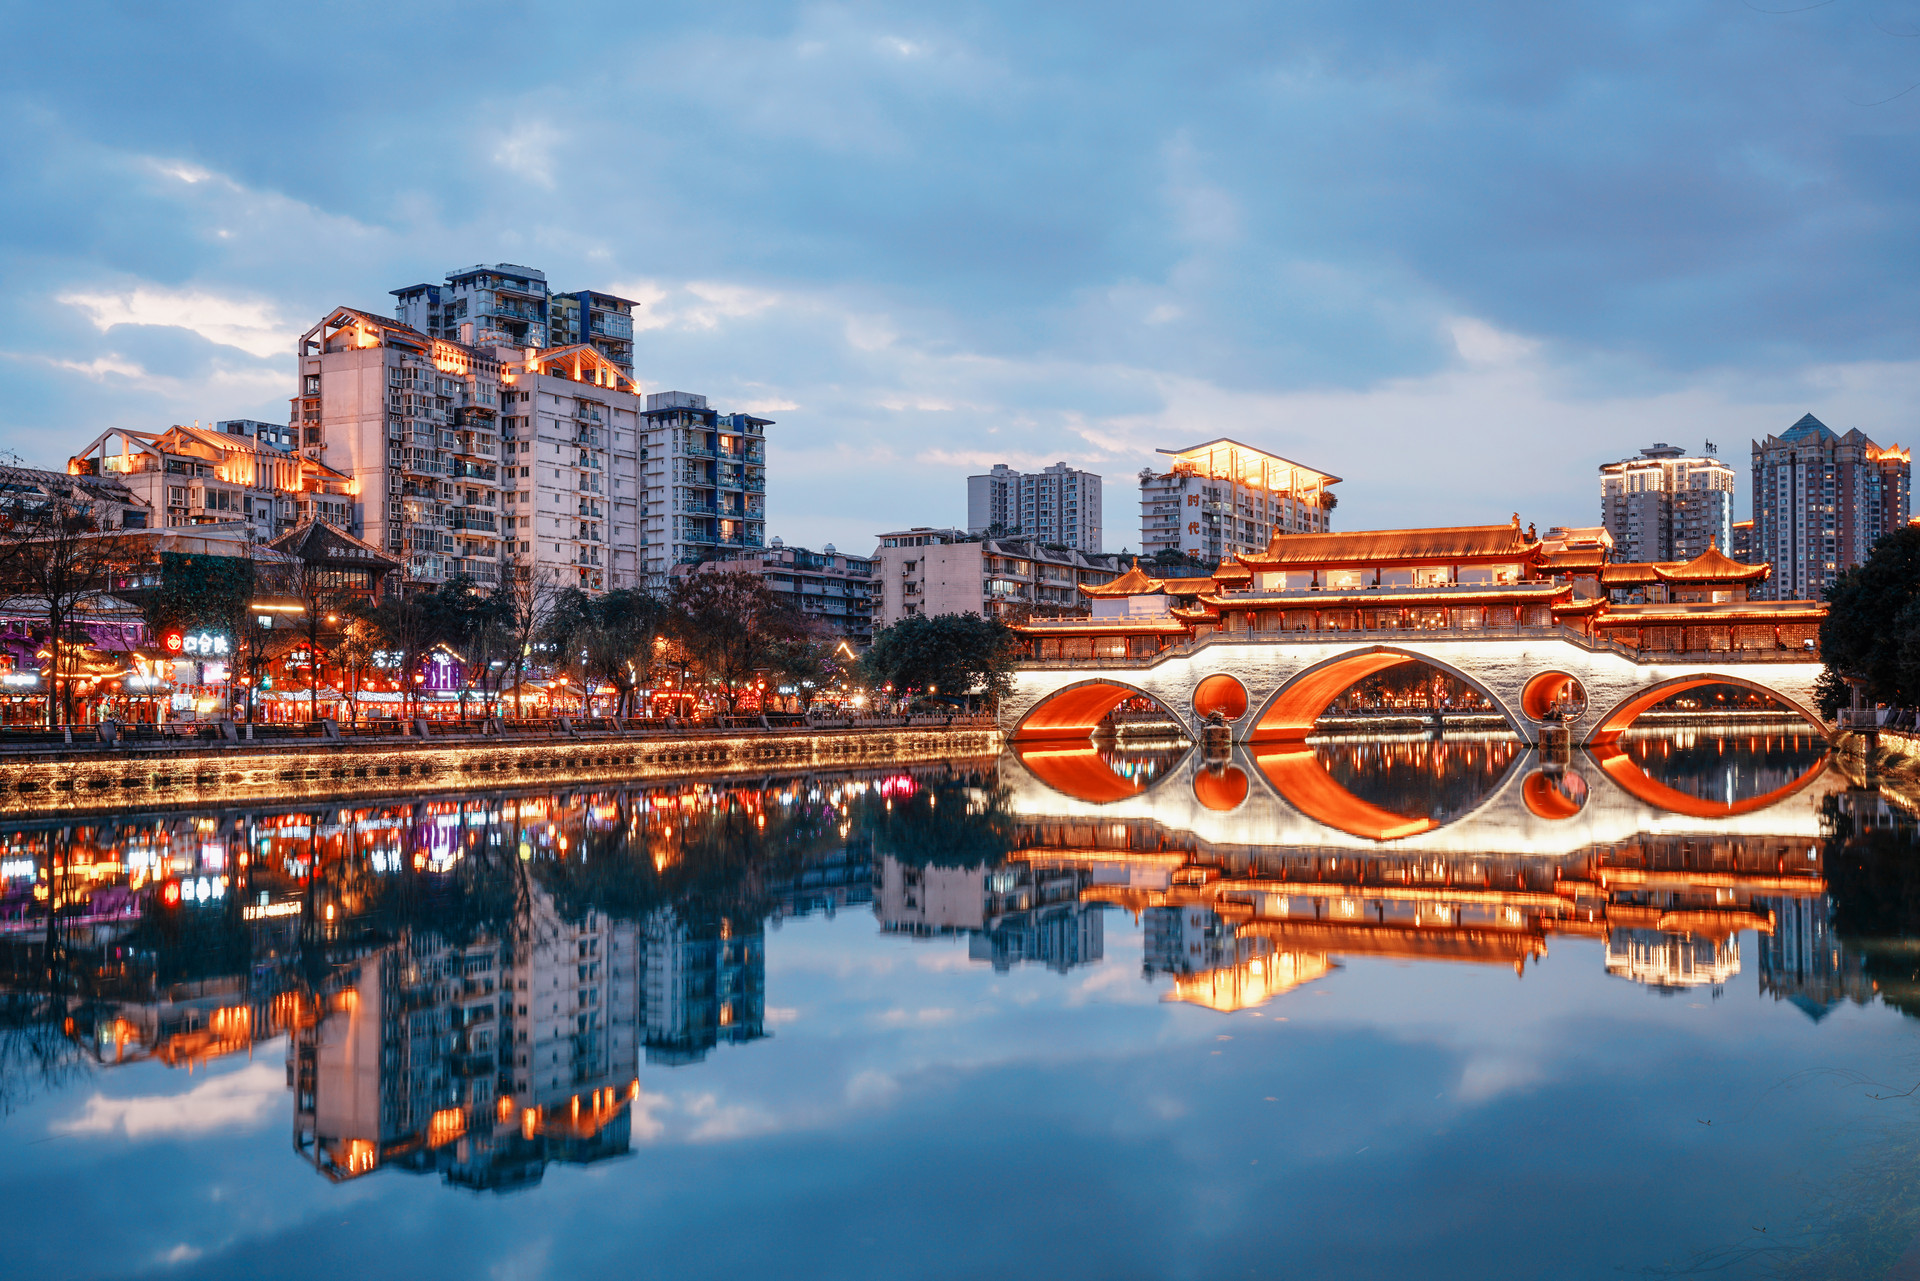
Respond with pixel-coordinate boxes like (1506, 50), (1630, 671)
(1704, 440), (1716, 455)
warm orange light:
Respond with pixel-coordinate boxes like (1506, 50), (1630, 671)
(427, 1107), (466, 1147)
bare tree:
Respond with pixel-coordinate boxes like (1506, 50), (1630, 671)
(501, 565), (558, 720)
(4, 496), (132, 728)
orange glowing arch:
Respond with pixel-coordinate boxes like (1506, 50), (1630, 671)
(1012, 679), (1175, 742)
(1521, 671), (1586, 721)
(1012, 742), (1177, 804)
(1521, 770), (1586, 819)
(1252, 743), (1439, 841)
(1586, 674), (1827, 744)
(1194, 674), (1249, 721)
(1588, 744), (1829, 818)
(1193, 765), (1250, 811)
(1248, 647), (1519, 742)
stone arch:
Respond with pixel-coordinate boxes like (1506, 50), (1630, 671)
(1247, 645), (1525, 741)
(1010, 678), (1181, 743)
(1586, 673), (1828, 744)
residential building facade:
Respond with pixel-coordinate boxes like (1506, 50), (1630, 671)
(1138, 439), (1337, 564)
(392, 265), (639, 376)
(639, 392), (769, 581)
(869, 527), (1126, 627)
(499, 345), (647, 593)
(295, 307), (510, 587)
(71, 422), (351, 542)
(1599, 443), (1734, 566)
(966, 461), (1104, 551)
(1751, 413), (1911, 601)
(694, 538), (875, 645)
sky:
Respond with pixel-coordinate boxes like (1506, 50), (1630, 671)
(4, 0), (1920, 553)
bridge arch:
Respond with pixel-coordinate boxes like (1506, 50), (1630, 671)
(1586, 673), (1827, 744)
(1010, 678), (1182, 743)
(1246, 645), (1525, 741)
(1248, 741), (1528, 842)
(1587, 743), (1830, 818)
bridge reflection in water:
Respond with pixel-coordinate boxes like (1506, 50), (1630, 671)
(1005, 727), (1840, 1007)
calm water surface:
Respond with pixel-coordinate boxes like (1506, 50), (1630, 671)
(5, 726), (1920, 1281)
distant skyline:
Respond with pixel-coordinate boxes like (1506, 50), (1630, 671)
(6, 2), (1920, 552)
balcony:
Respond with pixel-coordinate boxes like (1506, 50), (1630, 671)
(451, 512), (498, 533)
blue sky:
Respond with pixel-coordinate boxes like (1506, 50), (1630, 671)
(5, 0), (1920, 551)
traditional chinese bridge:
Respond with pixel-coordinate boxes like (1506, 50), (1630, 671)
(1004, 521), (1828, 748)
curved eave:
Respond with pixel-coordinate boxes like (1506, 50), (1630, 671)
(1195, 584), (1570, 608)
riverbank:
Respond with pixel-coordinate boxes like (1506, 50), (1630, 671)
(0, 723), (1004, 819)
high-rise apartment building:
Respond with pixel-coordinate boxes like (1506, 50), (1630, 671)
(296, 306), (646, 592)
(639, 392), (770, 579)
(1751, 413), (1911, 601)
(392, 264), (640, 376)
(1598, 443), (1734, 565)
(1138, 439), (1337, 564)
(966, 461), (1103, 551)
(499, 346), (647, 593)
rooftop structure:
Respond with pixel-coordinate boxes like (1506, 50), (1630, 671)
(71, 423), (352, 542)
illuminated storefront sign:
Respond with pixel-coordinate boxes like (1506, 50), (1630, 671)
(164, 629), (231, 657)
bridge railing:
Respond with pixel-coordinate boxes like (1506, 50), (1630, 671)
(1017, 623), (1819, 670)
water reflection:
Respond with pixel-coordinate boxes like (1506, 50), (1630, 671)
(4, 731), (1920, 1270)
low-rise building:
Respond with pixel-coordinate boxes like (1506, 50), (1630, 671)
(868, 528), (1127, 628)
(70, 422), (351, 542)
(699, 539), (875, 645)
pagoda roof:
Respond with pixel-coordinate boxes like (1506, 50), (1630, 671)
(1599, 562), (1666, 586)
(1236, 521), (1537, 569)
(1077, 564), (1161, 598)
(1541, 548), (1609, 572)
(1651, 544), (1770, 584)
(1159, 575), (1221, 595)
(269, 519), (401, 570)
(1212, 555), (1253, 581)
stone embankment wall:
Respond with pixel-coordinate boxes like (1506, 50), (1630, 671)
(0, 726), (1004, 819)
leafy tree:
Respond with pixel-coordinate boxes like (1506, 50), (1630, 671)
(668, 571), (808, 713)
(1819, 526), (1920, 710)
(542, 586), (666, 717)
(861, 612), (1021, 709)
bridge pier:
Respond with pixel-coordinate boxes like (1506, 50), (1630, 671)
(1001, 634), (1829, 747)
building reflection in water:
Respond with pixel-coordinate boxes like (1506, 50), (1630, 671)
(872, 857), (1104, 972)
(2, 764), (974, 1190)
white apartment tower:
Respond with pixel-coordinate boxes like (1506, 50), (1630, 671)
(295, 308), (509, 587)
(966, 462), (1103, 551)
(639, 392), (770, 580)
(296, 307), (647, 592)
(499, 346), (647, 592)
(1598, 443), (1735, 566)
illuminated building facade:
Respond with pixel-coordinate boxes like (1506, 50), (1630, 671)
(501, 346), (648, 592)
(1599, 443), (1734, 566)
(69, 423), (348, 541)
(1013, 520), (1825, 667)
(503, 896), (639, 1105)
(1138, 438), (1337, 563)
(967, 461), (1104, 552)
(294, 307), (510, 587)
(297, 307), (649, 592)
(1751, 413), (1910, 601)
(639, 391), (770, 580)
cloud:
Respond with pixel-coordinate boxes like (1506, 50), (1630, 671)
(59, 285), (291, 359)
(55, 1060), (282, 1139)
